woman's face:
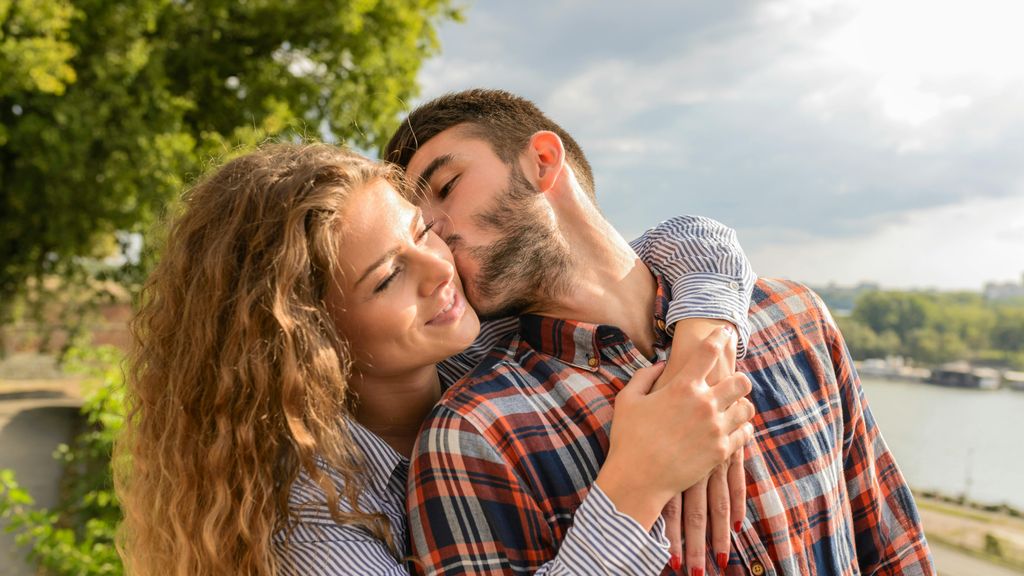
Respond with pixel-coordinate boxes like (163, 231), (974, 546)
(327, 178), (480, 378)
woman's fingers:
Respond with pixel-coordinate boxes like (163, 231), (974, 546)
(683, 476), (709, 576)
(709, 463), (731, 572)
(728, 448), (747, 534)
(662, 494), (683, 572)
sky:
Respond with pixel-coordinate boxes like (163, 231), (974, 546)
(412, 0), (1024, 290)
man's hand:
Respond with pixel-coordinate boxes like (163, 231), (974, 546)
(657, 318), (750, 575)
(596, 328), (754, 532)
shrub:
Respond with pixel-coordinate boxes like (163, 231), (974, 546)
(0, 345), (124, 575)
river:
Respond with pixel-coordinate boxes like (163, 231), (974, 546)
(861, 377), (1024, 510)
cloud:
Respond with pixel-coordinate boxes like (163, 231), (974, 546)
(418, 0), (1024, 287)
(742, 193), (1024, 290)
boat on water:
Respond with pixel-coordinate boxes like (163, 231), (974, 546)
(856, 356), (929, 381)
(928, 363), (1000, 390)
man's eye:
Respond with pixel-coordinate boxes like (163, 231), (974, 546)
(444, 233), (462, 249)
(438, 175), (459, 200)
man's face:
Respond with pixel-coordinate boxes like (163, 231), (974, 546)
(404, 126), (572, 319)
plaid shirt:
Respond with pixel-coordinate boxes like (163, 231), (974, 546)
(407, 278), (934, 575)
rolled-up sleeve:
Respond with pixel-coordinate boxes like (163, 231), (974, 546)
(629, 215), (756, 357)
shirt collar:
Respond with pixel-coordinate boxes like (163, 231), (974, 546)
(517, 273), (672, 370)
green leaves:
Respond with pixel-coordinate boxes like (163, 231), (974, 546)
(1, 0), (460, 323)
(839, 290), (1024, 368)
(0, 0), (78, 96)
(0, 345), (127, 574)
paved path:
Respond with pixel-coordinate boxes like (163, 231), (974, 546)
(0, 381), (82, 576)
(932, 540), (1024, 575)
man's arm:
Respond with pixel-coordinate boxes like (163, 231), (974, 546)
(816, 294), (935, 575)
(407, 405), (671, 576)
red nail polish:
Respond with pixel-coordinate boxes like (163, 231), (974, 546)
(691, 568), (704, 576)
(670, 555), (681, 570)
(733, 521), (742, 532)
(717, 552), (728, 569)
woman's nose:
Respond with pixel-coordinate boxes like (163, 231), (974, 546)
(418, 247), (455, 297)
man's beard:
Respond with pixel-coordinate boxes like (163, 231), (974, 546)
(467, 164), (575, 320)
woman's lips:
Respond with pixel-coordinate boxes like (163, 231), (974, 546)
(427, 285), (465, 326)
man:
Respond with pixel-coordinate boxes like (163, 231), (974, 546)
(386, 89), (934, 575)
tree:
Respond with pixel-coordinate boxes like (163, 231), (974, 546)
(992, 308), (1024, 354)
(835, 316), (902, 360)
(852, 291), (932, 344)
(1, 0), (461, 345)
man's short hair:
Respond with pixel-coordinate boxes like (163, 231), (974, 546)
(384, 89), (596, 200)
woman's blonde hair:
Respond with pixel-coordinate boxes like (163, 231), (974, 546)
(117, 142), (400, 575)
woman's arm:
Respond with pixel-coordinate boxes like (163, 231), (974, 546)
(274, 529), (410, 576)
(628, 215), (756, 574)
(436, 215), (756, 389)
(628, 214), (755, 355)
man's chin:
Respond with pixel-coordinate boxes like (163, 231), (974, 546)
(473, 292), (534, 321)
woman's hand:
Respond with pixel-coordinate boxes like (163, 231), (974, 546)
(594, 326), (755, 532)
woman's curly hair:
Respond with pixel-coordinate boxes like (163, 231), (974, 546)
(116, 142), (401, 575)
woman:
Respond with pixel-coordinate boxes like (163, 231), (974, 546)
(117, 143), (755, 575)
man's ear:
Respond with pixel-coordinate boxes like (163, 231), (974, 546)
(525, 131), (565, 193)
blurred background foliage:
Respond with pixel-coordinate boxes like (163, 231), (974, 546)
(833, 290), (1024, 368)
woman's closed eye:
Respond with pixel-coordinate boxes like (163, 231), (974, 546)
(374, 265), (403, 294)
(374, 220), (436, 294)
(418, 220), (436, 242)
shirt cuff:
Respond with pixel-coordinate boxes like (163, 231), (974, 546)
(666, 272), (753, 358)
(556, 483), (671, 575)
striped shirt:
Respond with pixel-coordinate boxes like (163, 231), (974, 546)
(407, 278), (934, 575)
(272, 215), (757, 575)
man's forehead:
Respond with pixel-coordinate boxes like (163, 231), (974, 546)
(408, 124), (490, 172)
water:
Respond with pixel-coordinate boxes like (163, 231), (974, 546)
(861, 377), (1024, 510)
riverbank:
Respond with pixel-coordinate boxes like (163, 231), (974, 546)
(917, 491), (1024, 573)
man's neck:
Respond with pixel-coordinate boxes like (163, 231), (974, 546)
(352, 365), (441, 458)
(530, 216), (659, 358)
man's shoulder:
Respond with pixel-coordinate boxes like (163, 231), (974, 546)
(427, 330), (537, 427)
(414, 347), (537, 465)
(744, 278), (836, 355)
(749, 278), (832, 323)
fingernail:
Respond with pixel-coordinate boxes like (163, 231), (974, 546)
(691, 568), (704, 576)
(670, 555), (682, 570)
(721, 325), (734, 335)
(717, 552), (728, 569)
(734, 521), (742, 532)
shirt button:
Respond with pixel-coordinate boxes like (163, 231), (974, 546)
(656, 319), (666, 331)
(587, 356), (599, 368)
(751, 560), (765, 575)
(729, 280), (740, 290)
